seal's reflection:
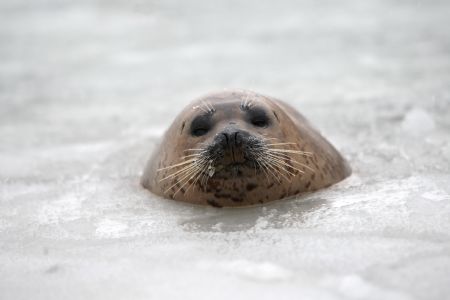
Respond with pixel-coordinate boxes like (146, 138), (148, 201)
(179, 197), (328, 232)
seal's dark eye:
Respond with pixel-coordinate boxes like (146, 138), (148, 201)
(247, 107), (270, 128)
(193, 128), (208, 136)
(251, 118), (269, 127)
(190, 115), (212, 137)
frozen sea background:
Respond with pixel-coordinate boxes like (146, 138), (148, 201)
(1, 0), (450, 299)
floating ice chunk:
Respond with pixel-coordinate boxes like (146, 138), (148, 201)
(401, 108), (435, 136)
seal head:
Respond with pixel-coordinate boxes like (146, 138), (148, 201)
(141, 90), (351, 207)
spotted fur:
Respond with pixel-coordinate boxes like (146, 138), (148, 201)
(141, 90), (351, 207)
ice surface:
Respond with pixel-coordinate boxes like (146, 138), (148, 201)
(1, 0), (450, 299)
(401, 108), (435, 137)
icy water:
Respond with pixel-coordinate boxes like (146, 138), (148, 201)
(1, 0), (450, 299)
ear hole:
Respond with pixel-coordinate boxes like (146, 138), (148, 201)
(180, 121), (186, 133)
(273, 111), (280, 122)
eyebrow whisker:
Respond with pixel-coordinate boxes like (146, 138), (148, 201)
(240, 92), (254, 111)
(200, 100), (216, 115)
(195, 105), (209, 114)
(206, 101), (215, 113)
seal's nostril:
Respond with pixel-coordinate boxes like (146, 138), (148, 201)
(234, 132), (241, 146)
(220, 130), (244, 149)
(222, 133), (229, 146)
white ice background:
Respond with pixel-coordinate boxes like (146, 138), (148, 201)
(0, 0), (449, 299)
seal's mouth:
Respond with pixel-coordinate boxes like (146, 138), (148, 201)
(201, 131), (266, 178)
(212, 161), (256, 178)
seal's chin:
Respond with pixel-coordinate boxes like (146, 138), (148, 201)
(212, 160), (256, 178)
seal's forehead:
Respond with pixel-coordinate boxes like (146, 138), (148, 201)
(190, 91), (273, 113)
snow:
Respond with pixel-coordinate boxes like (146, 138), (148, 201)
(401, 108), (436, 137)
(1, 0), (450, 299)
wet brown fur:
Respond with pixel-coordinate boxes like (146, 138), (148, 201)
(141, 90), (351, 207)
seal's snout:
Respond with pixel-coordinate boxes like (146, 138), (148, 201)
(216, 128), (249, 164)
(221, 130), (243, 148)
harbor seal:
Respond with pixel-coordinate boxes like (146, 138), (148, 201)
(141, 90), (351, 207)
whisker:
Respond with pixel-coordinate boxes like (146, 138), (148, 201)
(266, 143), (298, 146)
(165, 162), (205, 194)
(256, 159), (271, 184)
(265, 152), (315, 173)
(258, 158), (282, 183)
(262, 158), (293, 181)
(240, 92), (254, 110)
(253, 153), (271, 177)
(195, 104), (209, 114)
(270, 155), (315, 173)
(198, 159), (212, 189)
(200, 165), (210, 189)
(163, 168), (198, 192)
(265, 154), (305, 176)
(264, 155), (300, 175)
(157, 159), (197, 171)
(264, 160), (288, 182)
(263, 137), (279, 141)
(186, 163), (210, 193)
(289, 161), (315, 173)
(159, 162), (200, 181)
(204, 159), (216, 187)
(206, 101), (216, 113)
(159, 156), (209, 179)
(201, 101), (210, 113)
(175, 158), (212, 195)
(267, 149), (314, 157)
(180, 153), (202, 159)
(171, 172), (199, 196)
(184, 148), (206, 153)
(265, 152), (291, 160)
(267, 148), (312, 154)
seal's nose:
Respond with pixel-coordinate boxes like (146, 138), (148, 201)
(218, 128), (248, 164)
(222, 130), (243, 148)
